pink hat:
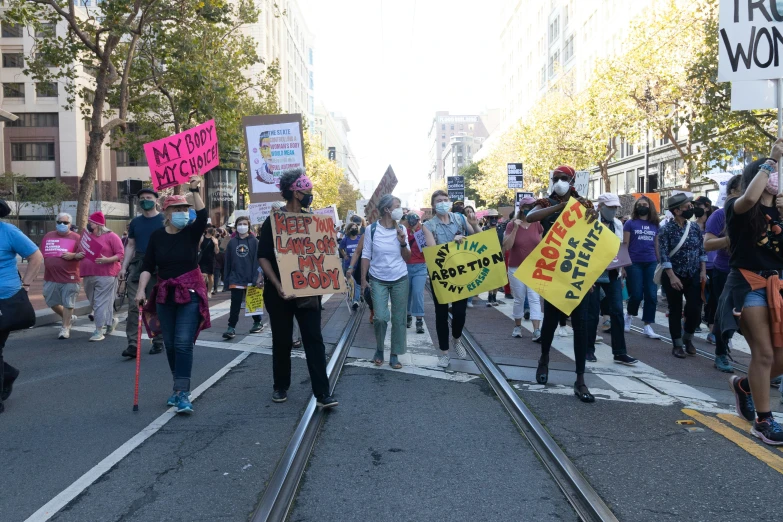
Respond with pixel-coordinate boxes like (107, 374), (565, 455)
(88, 211), (105, 226)
(519, 196), (537, 205)
(162, 194), (193, 210)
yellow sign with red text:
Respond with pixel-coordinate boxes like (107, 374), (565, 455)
(516, 198), (619, 315)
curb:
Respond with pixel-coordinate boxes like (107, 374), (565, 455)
(34, 300), (93, 328)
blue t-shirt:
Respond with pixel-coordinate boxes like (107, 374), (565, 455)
(128, 213), (165, 254)
(339, 235), (361, 270)
(0, 222), (39, 299)
(623, 218), (658, 263)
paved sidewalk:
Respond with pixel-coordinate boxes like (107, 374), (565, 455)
(18, 261), (91, 326)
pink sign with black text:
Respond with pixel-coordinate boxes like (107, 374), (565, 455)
(143, 119), (219, 191)
(42, 237), (77, 258)
(79, 231), (106, 263)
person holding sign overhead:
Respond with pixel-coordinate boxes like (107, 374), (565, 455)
(526, 165), (599, 403)
(136, 176), (211, 415)
(41, 212), (84, 340)
(404, 213), (427, 334)
(658, 193), (707, 359)
(80, 212), (124, 342)
(361, 194), (410, 369)
(257, 169), (336, 409)
(422, 189), (473, 368)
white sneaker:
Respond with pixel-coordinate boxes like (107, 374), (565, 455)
(451, 336), (467, 358)
(512, 326), (523, 338)
(595, 335), (603, 342)
(58, 327), (70, 339)
(557, 326), (573, 337)
(70, 315), (78, 323)
(643, 324), (660, 339)
(467, 300), (474, 308)
(624, 313), (632, 332)
(105, 317), (119, 334)
(89, 329), (105, 342)
(532, 329), (542, 342)
(437, 354), (450, 367)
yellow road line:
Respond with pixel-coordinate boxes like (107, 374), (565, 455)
(717, 413), (783, 455)
(682, 409), (783, 474)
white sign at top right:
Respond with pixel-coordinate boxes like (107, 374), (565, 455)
(718, 0), (783, 81)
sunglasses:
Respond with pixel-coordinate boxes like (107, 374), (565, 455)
(553, 176), (570, 182)
(56, 221), (70, 225)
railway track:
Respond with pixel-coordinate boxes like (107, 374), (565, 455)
(249, 298), (618, 522)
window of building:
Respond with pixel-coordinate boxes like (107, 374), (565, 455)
(83, 88), (95, 104)
(548, 16), (559, 45)
(36, 82), (57, 97)
(35, 22), (55, 37)
(441, 123), (445, 130)
(3, 82), (24, 98)
(442, 134), (445, 139)
(548, 50), (560, 78)
(2, 52), (23, 68)
(115, 149), (148, 167)
(441, 142), (445, 149)
(308, 70), (313, 90)
(2, 21), (23, 38)
(11, 142), (55, 161)
(540, 66), (546, 88)
(450, 124), (454, 130)
(6, 113), (58, 127)
(564, 35), (574, 62)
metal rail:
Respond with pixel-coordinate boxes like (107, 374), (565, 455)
(250, 303), (365, 522)
(457, 326), (620, 522)
(628, 325), (749, 374)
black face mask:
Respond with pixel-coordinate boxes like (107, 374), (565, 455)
(349, 230), (358, 237)
(680, 209), (694, 220)
(637, 207), (650, 217)
(693, 207), (705, 218)
(298, 192), (313, 208)
(489, 219), (497, 226)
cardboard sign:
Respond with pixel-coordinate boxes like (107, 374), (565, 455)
(364, 166), (398, 224)
(574, 171), (590, 198)
(516, 198), (620, 315)
(244, 285), (264, 316)
(507, 163), (524, 189)
(243, 114), (306, 203)
(144, 119), (219, 191)
(718, 0), (783, 81)
(42, 237), (76, 258)
(606, 243), (632, 270)
(313, 205), (338, 224)
(79, 231), (106, 263)
(273, 212), (346, 297)
(423, 229), (509, 304)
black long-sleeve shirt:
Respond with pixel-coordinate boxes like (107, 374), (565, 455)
(142, 208), (208, 280)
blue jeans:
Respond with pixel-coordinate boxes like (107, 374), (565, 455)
(625, 261), (658, 323)
(597, 272), (628, 355)
(406, 263), (427, 317)
(156, 291), (200, 392)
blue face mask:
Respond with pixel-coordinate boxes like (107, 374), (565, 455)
(171, 212), (190, 229)
(56, 223), (69, 234)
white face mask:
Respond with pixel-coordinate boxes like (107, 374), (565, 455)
(553, 180), (570, 196)
(390, 208), (404, 221)
(237, 225), (249, 235)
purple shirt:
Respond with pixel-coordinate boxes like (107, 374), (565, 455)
(705, 208), (729, 273)
(623, 219), (658, 263)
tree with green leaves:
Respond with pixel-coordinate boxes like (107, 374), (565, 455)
(26, 179), (74, 220)
(336, 178), (363, 222)
(0, 172), (34, 225)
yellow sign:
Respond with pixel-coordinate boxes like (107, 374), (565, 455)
(516, 198), (619, 315)
(423, 229), (509, 304)
(245, 285), (265, 315)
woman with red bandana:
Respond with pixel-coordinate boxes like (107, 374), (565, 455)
(527, 165), (599, 403)
(136, 176), (211, 414)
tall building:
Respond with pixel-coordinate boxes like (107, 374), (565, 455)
(243, 0), (315, 125)
(0, 15), (128, 243)
(313, 100), (360, 186)
(427, 111), (493, 186)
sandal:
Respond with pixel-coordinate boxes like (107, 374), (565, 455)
(535, 357), (549, 385)
(390, 355), (402, 370)
(573, 382), (595, 403)
(373, 350), (384, 366)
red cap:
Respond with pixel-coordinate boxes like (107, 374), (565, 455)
(88, 211), (105, 226)
(552, 165), (576, 179)
(162, 194), (193, 210)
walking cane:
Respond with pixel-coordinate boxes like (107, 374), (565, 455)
(133, 303), (143, 411)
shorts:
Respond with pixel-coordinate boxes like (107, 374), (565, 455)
(43, 281), (80, 309)
(744, 288), (768, 308)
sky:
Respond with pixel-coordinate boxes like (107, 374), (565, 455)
(298, 0), (502, 204)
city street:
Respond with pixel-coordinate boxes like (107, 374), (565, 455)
(2, 289), (781, 521)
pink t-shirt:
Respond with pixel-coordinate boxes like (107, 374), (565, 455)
(504, 221), (544, 267)
(80, 231), (125, 277)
